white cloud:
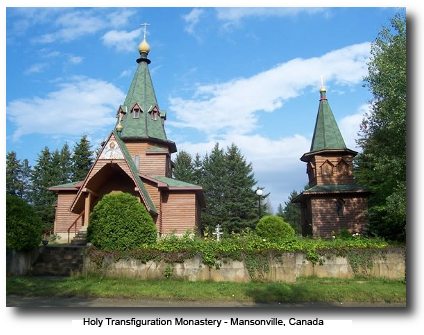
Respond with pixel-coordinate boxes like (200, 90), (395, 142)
(174, 132), (311, 211)
(43, 50), (61, 58)
(24, 63), (48, 74)
(119, 69), (132, 78)
(168, 42), (371, 210)
(215, 7), (329, 27)
(182, 8), (205, 37)
(339, 103), (370, 151)
(168, 42), (370, 137)
(102, 28), (142, 52)
(68, 55), (83, 64)
(6, 77), (125, 141)
(29, 8), (137, 44)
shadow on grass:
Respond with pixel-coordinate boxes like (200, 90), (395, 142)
(244, 282), (336, 306)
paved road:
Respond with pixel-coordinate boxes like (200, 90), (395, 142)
(6, 295), (406, 308)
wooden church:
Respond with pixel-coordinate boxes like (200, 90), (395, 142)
(49, 32), (205, 243)
(292, 85), (371, 238)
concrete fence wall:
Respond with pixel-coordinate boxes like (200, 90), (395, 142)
(85, 249), (405, 283)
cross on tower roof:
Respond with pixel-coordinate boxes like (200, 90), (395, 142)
(140, 23), (150, 39)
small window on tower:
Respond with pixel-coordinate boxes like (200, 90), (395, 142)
(336, 198), (345, 217)
(134, 155), (139, 172)
(133, 108), (140, 119)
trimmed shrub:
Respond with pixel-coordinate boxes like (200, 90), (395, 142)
(255, 215), (295, 242)
(86, 193), (157, 251)
(6, 195), (43, 250)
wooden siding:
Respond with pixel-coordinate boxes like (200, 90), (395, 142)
(161, 192), (197, 234)
(140, 155), (167, 176)
(54, 191), (83, 234)
(310, 196), (368, 238)
(142, 179), (162, 231)
(308, 154), (355, 186)
(124, 142), (169, 176)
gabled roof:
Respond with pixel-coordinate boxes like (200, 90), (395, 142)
(68, 131), (157, 215)
(113, 130), (157, 213)
(310, 87), (347, 152)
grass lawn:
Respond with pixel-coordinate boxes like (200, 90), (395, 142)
(6, 275), (406, 304)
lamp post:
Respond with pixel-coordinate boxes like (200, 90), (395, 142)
(256, 188), (263, 219)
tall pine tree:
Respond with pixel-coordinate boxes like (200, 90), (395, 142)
(200, 143), (228, 233)
(172, 150), (195, 183)
(6, 151), (31, 200)
(30, 147), (57, 233)
(59, 142), (73, 184)
(278, 190), (301, 234)
(222, 143), (258, 232)
(198, 143), (261, 234)
(72, 135), (94, 181)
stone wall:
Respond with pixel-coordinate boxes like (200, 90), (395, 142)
(6, 248), (40, 276)
(84, 248), (405, 283)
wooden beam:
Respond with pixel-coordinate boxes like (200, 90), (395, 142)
(82, 188), (99, 197)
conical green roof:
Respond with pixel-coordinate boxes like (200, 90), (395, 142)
(117, 47), (176, 152)
(310, 88), (347, 152)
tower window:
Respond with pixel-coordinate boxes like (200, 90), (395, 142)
(134, 155), (139, 172)
(133, 108), (140, 119)
(336, 198), (345, 217)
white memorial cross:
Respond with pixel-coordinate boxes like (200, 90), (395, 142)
(212, 224), (223, 241)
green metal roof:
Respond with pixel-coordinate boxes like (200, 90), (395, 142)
(310, 89), (347, 152)
(152, 175), (201, 188)
(49, 181), (80, 189)
(113, 130), (158, 214)
(146, 146), (168, 153)
(304, 184), (370, 193)
(118, 58), (170, 144)
(292, 184), (371, 203)
(49, 181), (81, 189)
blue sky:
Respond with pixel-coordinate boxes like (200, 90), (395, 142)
(5, 6), (406, 211)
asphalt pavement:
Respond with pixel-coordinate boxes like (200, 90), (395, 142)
(6, 295), (407, 308)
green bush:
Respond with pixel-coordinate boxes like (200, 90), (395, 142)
(255, 215), (295, 242)
(86, 193), (157, 251)
(6, 195), (43, 250)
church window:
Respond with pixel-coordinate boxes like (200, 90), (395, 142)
(336, 198), (345, 217)
(133, 108), (140, 119)
(134, 155), (139, 172)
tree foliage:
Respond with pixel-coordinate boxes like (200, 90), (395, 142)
(355, 12), (406, 241)
(172, 143), (262, 234)
(30, 147), (57, 233)
(6, 151), (31, 201)
(172, 150), (195, 183)
(255, 215), (295, 242)
(6, 195), (43, 250)
(72, 134), (94, 181)
(86, 193), (157, 251)
(277, 190), (302, 234)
